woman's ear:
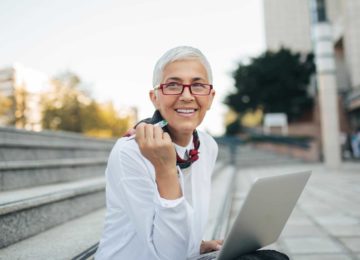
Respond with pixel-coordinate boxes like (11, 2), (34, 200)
(207, 89), (216, 110)
(149, 89), (159, 109)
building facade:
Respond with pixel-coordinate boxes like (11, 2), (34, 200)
(0, 65), (48, 131)
(263, 0), (360, 130)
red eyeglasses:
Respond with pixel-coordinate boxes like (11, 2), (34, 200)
(154, 82), (213, 96)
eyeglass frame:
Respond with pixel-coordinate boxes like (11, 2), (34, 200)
(154, 82), (213, 96)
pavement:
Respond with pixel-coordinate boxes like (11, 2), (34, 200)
(223, 161), (360, 260)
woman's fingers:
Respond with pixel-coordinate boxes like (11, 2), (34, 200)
(211, 240), (222, 250)
(136, 123), (165, 142)
(144, 123), (154, 140)
(154, 125), (164, 140)
(200, 240), (223, 254)
(134, 123), (176, 169)
(135, 123), (146, 142)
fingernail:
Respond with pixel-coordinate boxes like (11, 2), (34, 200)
(216, 245), (222, 250)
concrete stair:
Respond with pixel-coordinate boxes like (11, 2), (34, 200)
(0, 209), (105, 260)
(0, 178), (105, 248)
(0, 157), (108, 191)
(219, 144), (303, 168)
(0, 127), (114, 254)
(0, 126), (114, 161)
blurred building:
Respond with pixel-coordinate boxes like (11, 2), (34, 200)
(263, 0), (360, 130)
(0, 67), (14, 125)
(0, 64), (49, 131)
(264, 0), (313, 53)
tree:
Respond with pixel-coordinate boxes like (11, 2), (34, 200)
(41, 71), (131, 137)
(0, 93), (13, 124)
(41, 72), (85, 132)
(82, 101), (132, 138)
(225, 117), (243, 136)
(13, 87), (29, 128)
(0, 87), (29, 127)
(225, 48), (315, 122)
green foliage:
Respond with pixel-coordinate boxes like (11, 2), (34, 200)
(0, 93), (13, 124)
(225, 48), (315, 122)
(41, 72), (85, 132)
(41, 71), (131, 137)
(0, 88), (29, 127)
(225, 117), (242, 136)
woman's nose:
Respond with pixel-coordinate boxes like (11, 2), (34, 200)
(180, 86), (195, 100)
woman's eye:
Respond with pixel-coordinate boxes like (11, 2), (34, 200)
(167, 82), (179, 86)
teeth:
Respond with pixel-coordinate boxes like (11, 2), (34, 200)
(176, 109), (195, 113)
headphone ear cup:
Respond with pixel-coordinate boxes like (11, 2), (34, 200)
(151, 110), (164, 124)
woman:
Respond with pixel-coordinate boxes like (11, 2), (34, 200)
(95, 46), (221, 259)
(95, 46), (288, 260)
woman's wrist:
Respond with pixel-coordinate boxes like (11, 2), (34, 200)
(155, 166), (181, 199)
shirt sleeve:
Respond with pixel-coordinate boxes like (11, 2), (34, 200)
(157, 195), (185, 208)
(106, 139), (193, 260)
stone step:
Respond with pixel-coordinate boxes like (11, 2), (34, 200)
(0, 177), (105, 249)
(0, 208), (105, 259)
(235, 156), (301, 163)
(218, 149), (301, 166)
(236, 154), (296, 160)
(220, 146), (297, 158)
(0, 137), (114, 161)
(0, 126), (115, 162)
(0, 157), (107, 191)
(236, 160), (303, 168)
(0, 126), (115, 146)
(218, 155), (301, 168)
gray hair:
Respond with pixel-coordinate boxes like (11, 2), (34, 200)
(152, 46), (213, 87)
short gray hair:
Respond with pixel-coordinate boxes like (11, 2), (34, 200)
(152, 46), (213, 87)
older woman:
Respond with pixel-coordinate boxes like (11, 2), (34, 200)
(95, 46), (288, 260)
(95, 46), (221, 260)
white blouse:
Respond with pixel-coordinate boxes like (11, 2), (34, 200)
(95, 131), (218, 260)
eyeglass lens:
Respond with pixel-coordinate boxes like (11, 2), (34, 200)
(163, 83), (210, 95)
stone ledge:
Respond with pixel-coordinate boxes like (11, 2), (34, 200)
(0, 138), (114, 150)
(252, 141), (320, 162)
(0, 126), (116, 143)
(0, 177), (105, 216)
(0, 157), (108, 170)
(0, 209), (105, 259)
(0, 188), (105, 248)
(0, 164), (106, 191)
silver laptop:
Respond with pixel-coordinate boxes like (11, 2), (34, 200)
(193, 171), (311, 260)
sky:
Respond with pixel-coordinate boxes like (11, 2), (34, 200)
(0, 0), (265, 135)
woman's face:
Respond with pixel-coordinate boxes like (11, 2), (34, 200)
(150, 59), (215, 140)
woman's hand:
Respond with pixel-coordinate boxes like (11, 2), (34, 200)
(135, 123), (180, 199)
(200, 240), (223, 254)
(135, 123), (176, 171)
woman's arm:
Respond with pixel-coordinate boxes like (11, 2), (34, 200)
(106, 138), (192, 260)
(135, 123), (181, 199)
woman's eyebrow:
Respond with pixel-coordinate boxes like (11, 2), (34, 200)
(192, 77), (205, 82)
(164, 77), (206, 82)
(165, 77), (182, 82)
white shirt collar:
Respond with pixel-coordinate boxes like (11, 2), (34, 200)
(174, 135), (194, 160)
